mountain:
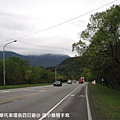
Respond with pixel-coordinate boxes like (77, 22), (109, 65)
(47, 57), (83, 80)
(0, 51), (70, 67)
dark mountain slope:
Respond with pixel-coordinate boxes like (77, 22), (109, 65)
(47, 57), (83, 80)
(0, 51), (70, 67)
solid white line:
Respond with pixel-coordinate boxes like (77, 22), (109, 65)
(86, 85), (92, 120)
(38, 85), (80, 120)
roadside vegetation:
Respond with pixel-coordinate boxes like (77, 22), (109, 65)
(73, 5), (120, 90)
(89, 83), (120, 120)
(0, 57), (67, 86)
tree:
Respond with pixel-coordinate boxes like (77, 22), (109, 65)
(73, 5), (120, 89)
(5, 57), (29, 85)
(0, 56), (58, 85)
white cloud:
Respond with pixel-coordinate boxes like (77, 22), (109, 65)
(0, 0), (119, 57)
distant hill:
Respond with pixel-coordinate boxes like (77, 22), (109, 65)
(0, 51), (70, 67)
(47, 57), (83, 80)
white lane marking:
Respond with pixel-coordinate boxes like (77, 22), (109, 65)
(86, 85), (92, 120)
(38, 86), (80, 120)
(69, 94), (75, 97)
(25, 89), (46, 92)
(2, 90), (10, 93)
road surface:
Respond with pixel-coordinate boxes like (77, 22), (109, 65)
(0, 82), (93, 120)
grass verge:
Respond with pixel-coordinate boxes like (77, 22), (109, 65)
(88, 83), (120, 120)
(0, 83), (52, 90)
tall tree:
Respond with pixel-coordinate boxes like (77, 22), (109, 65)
(73, 5), (120, 89)
(5, 57), (29, 85)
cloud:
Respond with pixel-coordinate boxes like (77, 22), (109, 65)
(0, 0), (119, 57)
(0, 12), (28, 31)
(17, 36), (73, 54)
(0, 10), (79, 56)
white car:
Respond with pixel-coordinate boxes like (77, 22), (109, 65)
(67, 80), (72, 84)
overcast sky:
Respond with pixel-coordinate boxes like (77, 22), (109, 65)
(0, 0), (119, 57)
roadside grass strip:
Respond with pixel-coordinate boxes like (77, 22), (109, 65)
(0, 83), (52, 90)
(88, 83), (120, 120)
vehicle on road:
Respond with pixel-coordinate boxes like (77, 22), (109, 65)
(53, 81), (62, 86)
(79, 77), (84, 84)
(67, 80), (72, 84)
(72, 80), (77, 83)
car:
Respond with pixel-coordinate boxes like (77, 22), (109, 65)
(53, 81), (62, 86)
(67, 80), (72, 84)
(72, 80), (77, 83)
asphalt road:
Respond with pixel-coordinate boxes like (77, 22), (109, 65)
(0, 82), (92, 120)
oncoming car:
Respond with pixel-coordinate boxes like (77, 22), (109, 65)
(67, 80), (72, 84)
(53, 81), (62, 86)
(72, 80), (77, 83)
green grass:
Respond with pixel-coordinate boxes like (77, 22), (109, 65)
(89, 83), (120, 120)
(0, 83), (52, 90)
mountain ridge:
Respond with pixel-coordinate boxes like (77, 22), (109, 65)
(0, 51), (70, 67)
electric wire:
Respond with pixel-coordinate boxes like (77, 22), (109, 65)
(2, 0), (118, 42)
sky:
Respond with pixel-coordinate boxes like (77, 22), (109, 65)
(0, 0), (119, 57)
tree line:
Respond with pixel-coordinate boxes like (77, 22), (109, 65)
(73, 5), (120, 89)
(0, 56), (61, 85)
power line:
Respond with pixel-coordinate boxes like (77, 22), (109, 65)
(19, 41), (70, 51)
(2, 0), (119, 41)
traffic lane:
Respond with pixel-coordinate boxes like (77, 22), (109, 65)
(43, 83), (87, 120)
(58, 85), (88, 120)
(0, 85), (53, 102)
(0, 84), (78, 107)
(0, 83), (84, 119)
(0, 83), (81, 119)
